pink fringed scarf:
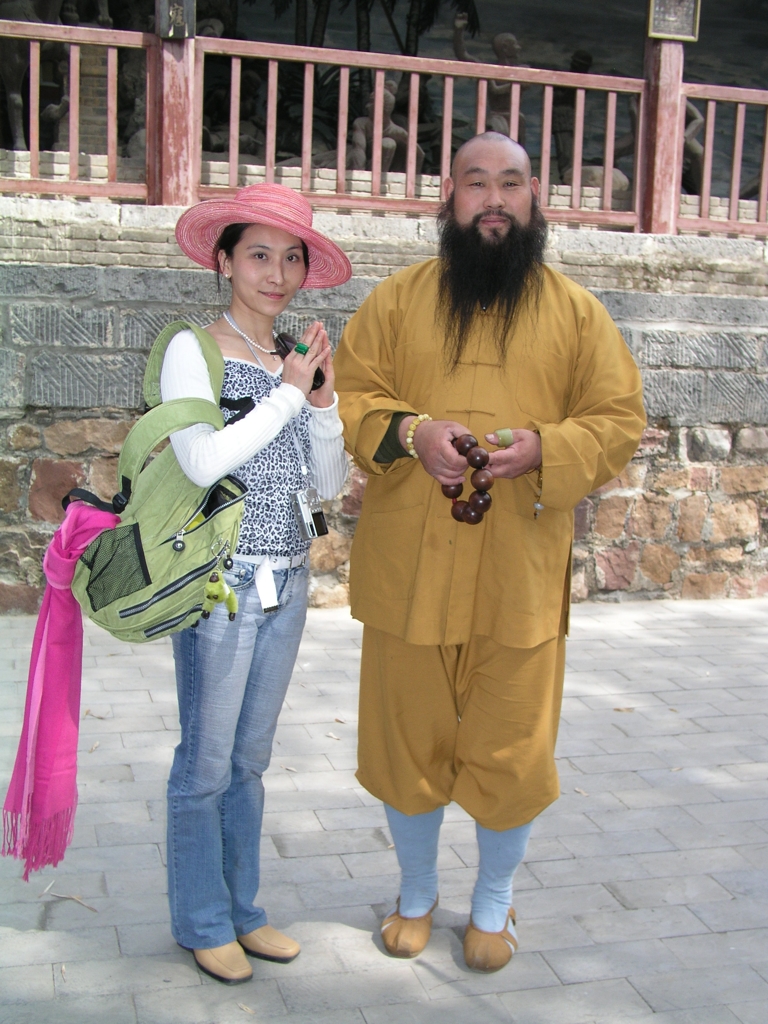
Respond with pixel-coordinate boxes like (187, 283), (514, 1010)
(2, 501), (119, 879)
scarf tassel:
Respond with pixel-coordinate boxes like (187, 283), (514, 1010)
(3, 801), (77, 882)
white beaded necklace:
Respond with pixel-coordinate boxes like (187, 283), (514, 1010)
(224, 310), (279, 357)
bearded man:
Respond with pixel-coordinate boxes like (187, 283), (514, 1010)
(333, 132), (645, 973)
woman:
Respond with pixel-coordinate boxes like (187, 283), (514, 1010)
(163, 184), (351, 984)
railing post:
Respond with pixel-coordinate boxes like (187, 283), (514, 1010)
(641, 37), (684, 234)
(153, 0), (198, 205)
(156, 36), (197, 206)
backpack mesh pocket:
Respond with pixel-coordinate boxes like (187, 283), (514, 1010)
(81, 522), (152, 612)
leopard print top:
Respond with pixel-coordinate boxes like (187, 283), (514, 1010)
(221, 358), (312, 558)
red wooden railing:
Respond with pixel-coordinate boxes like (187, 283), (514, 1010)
(1, 22), (767, 239)
(678, 81), (768, 236)
(192, 36), (645, 229)
(0, 20), (159, 201)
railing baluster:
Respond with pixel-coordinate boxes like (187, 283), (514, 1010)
(570, 87), (585, 210)
(107, 46), (118, 183)
(228, 56), (241, 189)
(475, 78), (487, 134)
(602, 91), (616, 211)
(371, 68), (385, 197)
(632, 88), (645, 230)
(699, 100), (716, 220)
(302, 62), (314, 192)
(509, 81), (521, 142)
(729, 102), (746, 222)
(145, 39), (160, 204)
(29, 40), (40, 179)
(440, 75), (454, 186)
(759, 107), (768, 224)
(265, 60), (278, 184)
(190, 40), (205, 202)
(336, 65), (349, 194)
(406, 72), (419, 199)
(68, 43), (80, 181)
(540, 84), (553, 207)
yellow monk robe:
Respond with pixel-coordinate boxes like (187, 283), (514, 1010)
(335, 259), (646, 651)
(334, 259), (645, 826)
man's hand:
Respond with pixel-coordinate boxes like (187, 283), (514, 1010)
(398, 417), (472, 486)
(485, 429), (542, 479)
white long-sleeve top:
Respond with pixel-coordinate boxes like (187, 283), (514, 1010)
(160, 329), (348, 502)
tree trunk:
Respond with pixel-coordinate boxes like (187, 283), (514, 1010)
(356, 0), (371, 51)
(295, 0), (308, 45)
(310, 0), (333, 47)
(404, 0), (421, 56)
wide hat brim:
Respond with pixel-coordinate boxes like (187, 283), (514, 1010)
(175, 186), (351, 290)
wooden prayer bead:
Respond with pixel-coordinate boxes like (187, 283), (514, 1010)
(468, 490), (492, 513)
(462, 506), (484, 525)
(466, 446), (489, 468)
(470, 468), (494, 492)
(454, 434), (478, 456)
(451, 500), (469, 522)
(441, 482), (464, 499)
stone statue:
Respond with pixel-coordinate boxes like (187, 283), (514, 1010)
(0, 0), (111, 151)
(452, 12), (527, 146)
(614, 96), (704, 195)
(349, 80), (425, 175)
(681, 100), (704, 196)
(201, 69), (265, 158)
(552, 50), (593, 180)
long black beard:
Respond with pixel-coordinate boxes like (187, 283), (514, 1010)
(436, 194), (547, 372)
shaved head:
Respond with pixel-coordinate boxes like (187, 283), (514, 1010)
(451, 132), (532, 181)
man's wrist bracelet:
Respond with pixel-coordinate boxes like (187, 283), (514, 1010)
(405, 414), (432, 458)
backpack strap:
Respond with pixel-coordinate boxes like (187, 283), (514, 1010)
(117, 398), (224, 498)
(143, 321), (226, 408)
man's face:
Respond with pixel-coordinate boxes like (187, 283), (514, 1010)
(445, 140), (540, 242)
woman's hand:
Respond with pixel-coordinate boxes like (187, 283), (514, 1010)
(305, 323), (336, 409)
(282, 321), (331, 401)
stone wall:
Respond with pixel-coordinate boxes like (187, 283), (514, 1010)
(2, 198), (768, 611)
(4, 197), (768, 294)
(574, 291), (768, 602)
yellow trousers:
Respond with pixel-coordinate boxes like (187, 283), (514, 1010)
(356, 624), (566, 831)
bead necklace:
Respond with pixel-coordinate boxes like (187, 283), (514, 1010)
(224, 310), (279, 356)
(442, 434), (493, 525)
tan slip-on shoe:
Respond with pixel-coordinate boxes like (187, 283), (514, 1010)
(463, 908), (518, 973)
(380, 897), (438, 959)
(193, 941), (253, 984)
(238, 924), (301, 963)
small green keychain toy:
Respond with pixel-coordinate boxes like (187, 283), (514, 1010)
(200, 571), (238, 621)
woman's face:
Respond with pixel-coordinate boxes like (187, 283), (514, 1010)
(220, 223), (307, 317)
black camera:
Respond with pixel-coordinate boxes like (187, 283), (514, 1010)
(274, 332), (325, 392)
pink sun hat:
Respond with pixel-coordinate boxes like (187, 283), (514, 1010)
(175, 183), (352, 290)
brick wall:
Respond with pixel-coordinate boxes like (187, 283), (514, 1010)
(2, 199), (768, 611)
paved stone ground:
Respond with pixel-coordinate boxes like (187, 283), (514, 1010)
(1, 599), (768, 1024)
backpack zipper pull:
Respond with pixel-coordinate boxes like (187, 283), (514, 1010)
(172, 530), (186, 552)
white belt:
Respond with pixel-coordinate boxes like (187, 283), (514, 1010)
(235, 553), (307, 614)
(236, 552), (308, 570)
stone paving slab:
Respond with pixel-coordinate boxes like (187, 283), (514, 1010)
(2, 598), (768, 1023)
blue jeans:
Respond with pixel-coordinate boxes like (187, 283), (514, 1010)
(167, 559), (309, 949)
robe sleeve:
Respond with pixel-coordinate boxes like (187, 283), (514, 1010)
(334, 276), (418, 476)
(335, 276), (421, 475)
(528, 294), (646, 513)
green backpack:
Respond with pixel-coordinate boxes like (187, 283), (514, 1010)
(69, 322), (247, 643)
